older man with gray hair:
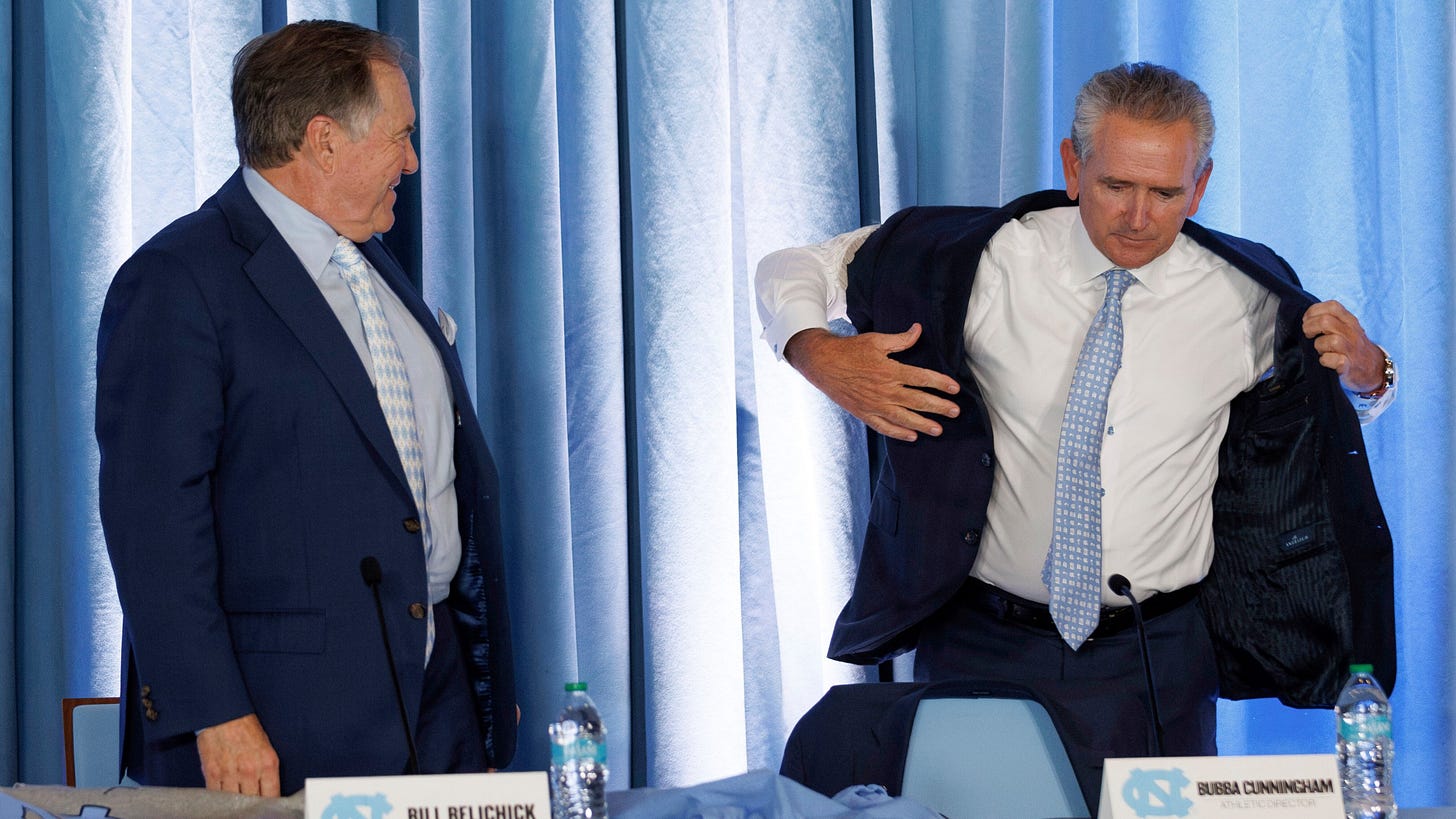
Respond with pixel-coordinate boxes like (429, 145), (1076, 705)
(98, 20), (515, 795)
(758, 62), (1396, 799)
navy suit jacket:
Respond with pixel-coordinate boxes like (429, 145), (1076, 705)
(832, 191), (1395, 707)
(96, 170), (515, 793)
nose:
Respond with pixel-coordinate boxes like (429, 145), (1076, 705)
(1125, 191), (1151, 230)
(402, 135), (419, 175)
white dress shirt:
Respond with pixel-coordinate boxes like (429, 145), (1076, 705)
(243, 167), (459, 606)
(755, 206), (1394, 605)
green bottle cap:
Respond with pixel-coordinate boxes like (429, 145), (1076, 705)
(1350, 663), (1374, 674)
(565, 681), (588, 692)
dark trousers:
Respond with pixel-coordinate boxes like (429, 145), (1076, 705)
(414, 602), (488, 773)
(913, 578), (1218, 809)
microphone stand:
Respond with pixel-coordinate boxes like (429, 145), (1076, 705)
(1109, 573), (1164, 757)
(360, 556), (421, 774)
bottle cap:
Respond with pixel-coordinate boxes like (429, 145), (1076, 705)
(565, 681), (588, 692)
(1349, 663), (1374, 673)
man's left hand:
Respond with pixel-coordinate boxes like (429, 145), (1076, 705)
(1302, 300), (1385, 393)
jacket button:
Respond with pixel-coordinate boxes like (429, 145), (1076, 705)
(409, 603), (427, 620)
(145, 708), (159, 721)
(403, 518), (422, 534)
(140, 685), (152, 696)
(962, 529), (981, 545)
(980, 453), (993, 468)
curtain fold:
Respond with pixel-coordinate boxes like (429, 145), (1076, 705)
(620, 3), (751, 784)
(730, 0), (872, 776)
(2, 0), (1452, 806)
(458, 0), (636, 780)
(0, 0), (16, 788)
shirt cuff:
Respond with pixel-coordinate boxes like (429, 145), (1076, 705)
(1346, 353), (1398, 425)
(762, 299), (833, 361)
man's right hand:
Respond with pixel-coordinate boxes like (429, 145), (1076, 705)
(784, 323), (961, 442)
(196, 713), (281, 797)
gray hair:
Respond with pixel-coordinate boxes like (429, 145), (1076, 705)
(231, 19), (408, 169)
(1070, 62), (1215, 173)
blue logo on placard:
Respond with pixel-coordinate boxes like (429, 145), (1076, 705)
(1121, 767), (1193, 817)
(321, 793), (393, 819)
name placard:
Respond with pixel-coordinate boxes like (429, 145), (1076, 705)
(306, 771), (550, 819)
(1099, 754), (1343, 818)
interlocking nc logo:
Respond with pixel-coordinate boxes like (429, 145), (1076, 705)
(321, 793), (393, 819)
(1121, 767), (1193, 817)
(0, 792), (121, 819)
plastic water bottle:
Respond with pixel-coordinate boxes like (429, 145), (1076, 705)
(549, 681), (609, 819)
(1335, 663), (1397, 819)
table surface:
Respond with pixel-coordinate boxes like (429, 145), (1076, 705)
(7, 781), (1453, 819)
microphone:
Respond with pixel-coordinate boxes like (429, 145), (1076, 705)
(360, 556), (420, 775)
(1109, 573), (1164, 757)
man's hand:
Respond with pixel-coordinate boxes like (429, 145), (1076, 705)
(196, 713), (281, 797)
(784, 323), (961, 442)
(1302, 300), (1386, 393)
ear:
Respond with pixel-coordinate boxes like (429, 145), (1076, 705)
(301, 115), (338, 174)
(1060, 138), (1081, 200)
(1185, 158), (1214, 217)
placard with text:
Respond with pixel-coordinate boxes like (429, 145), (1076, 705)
(1099, 754), (1343, 818)
(306, 771), (550, 819)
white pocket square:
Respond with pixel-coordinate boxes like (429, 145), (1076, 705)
(436, 307), (458, 345)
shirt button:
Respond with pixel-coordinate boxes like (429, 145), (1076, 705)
(403, 518), (422, 534)
(408, 603), (427, 620)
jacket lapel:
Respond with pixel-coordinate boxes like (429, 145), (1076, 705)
(361, 239), (478, 421)
(215, 171), (413, 498)
(1181, 220), (1317, 309)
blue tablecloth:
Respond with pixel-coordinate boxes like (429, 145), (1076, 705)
(609, 770), (938, 818)
(3, 771), (939, 819)
(14, 775), (1447, 819)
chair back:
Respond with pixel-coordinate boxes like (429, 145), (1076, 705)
(900, 694), (1088, 818)
(62, 697), (121, 788)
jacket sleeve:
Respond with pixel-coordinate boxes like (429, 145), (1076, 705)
(96, 247), (254, 739)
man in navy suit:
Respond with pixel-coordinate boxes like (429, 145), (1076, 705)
(758, 63), (1396, 795)
(96, 20), (514, 796)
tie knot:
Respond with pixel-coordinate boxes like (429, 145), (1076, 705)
(1103, 267), (1135, 303)
(332, 237), (368, 283)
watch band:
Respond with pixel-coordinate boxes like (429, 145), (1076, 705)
(1357, 353), (1396, 399)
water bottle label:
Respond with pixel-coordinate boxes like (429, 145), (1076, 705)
(551, 737), (606, 765)
(1339, 713), (1391, 740)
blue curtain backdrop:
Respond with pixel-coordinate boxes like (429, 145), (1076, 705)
(2, 0), (1452, 806)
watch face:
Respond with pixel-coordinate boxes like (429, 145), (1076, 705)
(1360, 357), (1394, 399)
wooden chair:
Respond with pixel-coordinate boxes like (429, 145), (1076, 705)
(61, 697), (120, 788)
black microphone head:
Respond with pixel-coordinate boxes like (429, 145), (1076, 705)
(360, 556), (383, 587)
(1108, 573), (1132, 596)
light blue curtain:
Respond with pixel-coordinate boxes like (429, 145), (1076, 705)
(2, 0), (1452, 807)
(0, 0), (13, 783)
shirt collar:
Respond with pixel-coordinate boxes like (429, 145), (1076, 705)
(1066, 208), (1174, 296)
(242, 166), (346, 282)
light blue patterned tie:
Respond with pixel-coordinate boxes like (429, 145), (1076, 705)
(1044, 267), (1136, 649)
(333, 237), (434, 662)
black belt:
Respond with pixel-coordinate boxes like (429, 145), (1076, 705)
(960, 577), (1200, 641)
